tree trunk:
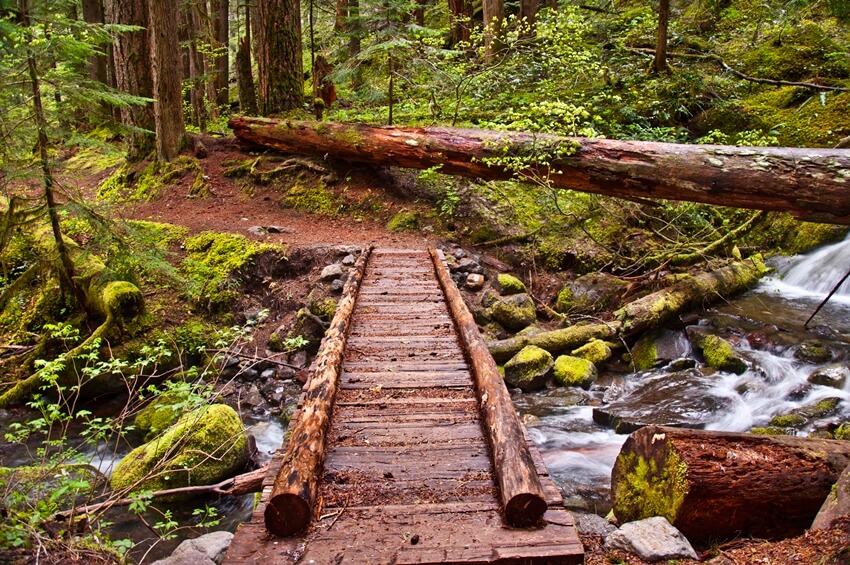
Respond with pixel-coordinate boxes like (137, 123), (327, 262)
(107, 0), (155, 159)
(256, 0), (303, 115)
(612, 425), (850, 542)
(81, 0), (108, 85)
(212, 0), (230, 108)
(265, 248), (372, 537)
(228, 118), (850, 225)
(482, 0), (504, 62)
(186, 7), (208, 133)
(519, 0), (536, 34)
(448, 0), (471, 46)
(429, 248), (547, 526)
(654, 0), (670, 73)
(236, 37), (258, 115)
(149, 0), (185, 162)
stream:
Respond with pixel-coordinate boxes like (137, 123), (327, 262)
(519, 236), (850, 516)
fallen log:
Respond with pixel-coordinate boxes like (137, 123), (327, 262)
(489, 323), (619, 364)
(611, 425), (850, 542)
(429, 247), (547, 526)
(229, 117), (850, 225)
(264, 246), (372, 537)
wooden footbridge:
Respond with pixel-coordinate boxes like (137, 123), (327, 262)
(225, 248), (583, 564)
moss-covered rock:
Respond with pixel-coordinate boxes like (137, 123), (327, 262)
(283, 180), (340, 215)
(767, 413), (807, 428)
(750, 426), (788, 436)
(504, 345), (553, 391)
(797, 397), (843, 419)
(486, 293), (536, 332)
(111, 404), (248, 497)
(695, 335), (748, 374)
(554, 273), (629, 315)
(495, 274), (527, 295)
(135, 392), (184, 441)
(387, 210), (420, 231)
(571, 339), (612, 366)
(553, 355), (598, 389)
(308, 296), (338, 321)
(0, 464), (105, 509)
(795, 339), (834, 364)
(834, 423), (850, 440)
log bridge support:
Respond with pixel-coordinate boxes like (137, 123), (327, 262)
(225, 248), (583, 564)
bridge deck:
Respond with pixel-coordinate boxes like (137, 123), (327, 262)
(225, 249), (583, 564)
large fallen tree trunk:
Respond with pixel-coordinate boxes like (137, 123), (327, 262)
(229, 117), (850, 225)
(611, 425), (850, 542)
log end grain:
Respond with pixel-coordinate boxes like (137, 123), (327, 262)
(264, 492), (312, 537)
(504, 492), (549, 527)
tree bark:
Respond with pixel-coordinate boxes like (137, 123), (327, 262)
(107, 0), (154, 159)
(482, 0), (504, 62)
(186, 6), (208, 133)
(256, 0), (303, 115)
(236, 36), (258, 115)
(429, 248), (547, 526)
(653, 0), (670, 73)
(612, 425), (850, 542)
(81, 0), (108, 85)
(228, 118), (850, 225)
(519, 0), (536, 34)
(447, 0), (471, 45)
(148, 0), (185, 162)
(211, 0), (230, 108)
(265, 248), (372, 537)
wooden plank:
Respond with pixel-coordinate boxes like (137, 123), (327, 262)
(340, 371), (471, 388)
(343, 361), (469, 371)
(325, 445), (492, 478)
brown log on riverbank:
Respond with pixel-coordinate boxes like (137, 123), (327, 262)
(611, 425), (850, 542)
(263, 247), (372, 537)
(429, 247), (547, 526)
(229, 117), (850, 225)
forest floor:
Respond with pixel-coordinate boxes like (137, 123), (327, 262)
(66, 137), (850, 564)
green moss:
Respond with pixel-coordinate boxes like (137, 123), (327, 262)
(795, 339), (833, 364)
(135, 392), (183, 441)
(504, 345), (554, 391)
(283, 181), (340, 215)
(750, 426), (788, 435)
(308, 297), (338, 320)
(485, 293), (536, 331)
(612, 446), (689, 525)
(798, 397), (843, 419)
(552, 355), (598, 389)
(554, 286), (574, 314)
(698, 335), (748, 374)
(98, 157), (207, 202)
(496, 274), (527, 295)
(834, 424), (850, 440)
(741, 21), (850, 82)
(768, 413), (807, 428)
(571, 339), (612, 365)
(111, 404), (248, 497)
(387, 209), (420, 231)
(125, 220), (189, 247)
(631, 334), (659, 371)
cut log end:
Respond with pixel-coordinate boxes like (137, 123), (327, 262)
(264, 493), (312, 537)
(504, 492), (548, 527)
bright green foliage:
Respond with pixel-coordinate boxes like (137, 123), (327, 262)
(571, 339), (612, 366)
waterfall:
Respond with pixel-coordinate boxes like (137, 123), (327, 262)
(760, 234), (850, 303)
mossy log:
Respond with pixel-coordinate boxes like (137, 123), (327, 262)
(489, 323), (619, 364)
(264, 246), (372, 537)
(429, 247), (547, 526)
(611, 425), (850, 542)
(230, 117), (850, 225)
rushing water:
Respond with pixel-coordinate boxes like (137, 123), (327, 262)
(518, 237), (850, 515)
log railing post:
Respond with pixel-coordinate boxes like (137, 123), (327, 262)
(428, 246), (548, 526)
(264, 246), (373, 537)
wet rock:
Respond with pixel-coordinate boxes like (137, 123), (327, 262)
(812, 463), (850, 530)
(495, 274), (527, 295)
(330, 278), (345, 293)
(605, 516), (698, 561)
(631, 329), (692, 371)
(553, 355), (597, 389)
(571, 339), (612, 366)
(219, 355), (242, 379)
(785, 383), (813, 401)
(574, 512), (617, 537)
(480, 289), (500, 309)
(287, 308), (326, 354)
(320, 263), (345, 281)
(767, 413), (807, 429)
(260, 368), (277, 381)
(457, 257), (483, 274)
(808, 364), (850, 389)
(290, 350), (309, 369)
(795, 339), (834, 364)
(693, 334), (748, 374)
(238, 365), (259, 382)
(241, 385), (265, 407)
(504, 345), (553, 392)
(465, 273), (485, 290)
(452, 247), (467, 259)
(668, 358), (697, 371)
(335, 245), (359, 255)
(592, 369), (733, 433)
(486, 293), (536, 331)
(746, 330), (772, 350)
(341, 253), (356, 266)
(151, 531), (234, 565)
(554, 273), (628, 314)
(797, 397), (843, 419)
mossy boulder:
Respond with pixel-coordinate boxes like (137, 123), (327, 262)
(695, 335), (748, 374)
(808, 364), (850, 389)
(495, 274), (527, 296)
(308, 296), (338, 321)
(631, 329), (692, 371)
(111, 404), (248, 497)
(795, 339), (834, 364)
(767, 413), (807, 429)
(750, 427), (788, 436)
(571, 339), (612, 366)
(387, 210), (420, 231)
(797, 397), (843, 419)
(504, 345), (553, 392)
(135, 392), (184, 441)
(486, 293), (536, 332)
(553, 355), (598, 389)
(554, 273), (628, 315)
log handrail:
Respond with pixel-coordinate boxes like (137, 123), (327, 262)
(264, 246), (373, 537)
(428, 246), (548, 526)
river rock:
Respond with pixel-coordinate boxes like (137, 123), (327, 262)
(341, 253), (356, 266)
(812, 463), (850, 530)
(554, 273), (628, 315)
(693, 334), (748, 374)
(571, 339), (612, 366)
(553, 355), (597, 389)
(808, 364), (850, 389)
(504, 345), (553, 392)
(111, 404), (249, 497)
(151, 531), (234, 565)
(604, 516), (698, 561)
(574, 511), (617, 537)
(465, 273), (485, 290)
(135, 392), (183, 441)
(592, 369), (733, 433)
(486, 293), (536, 331)
(631, 329), (692, 371)
(795, 339), (834, 364)
(495, 274), (527, 295)
(320, 263), (345, 281)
